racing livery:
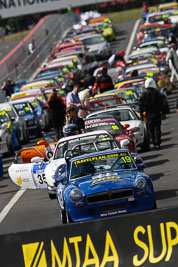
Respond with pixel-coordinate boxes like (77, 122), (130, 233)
(55, 149), (156, 223)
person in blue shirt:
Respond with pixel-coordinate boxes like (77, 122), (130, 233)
(66, 83), (82, 113)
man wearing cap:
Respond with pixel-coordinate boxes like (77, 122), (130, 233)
(48, 89), (65, 139)
(1, 78), (15, 97)
(139, 78), (165, 150)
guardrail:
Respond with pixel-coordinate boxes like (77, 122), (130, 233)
(0, 12), (76, 102)
(1, 206), (178, 266)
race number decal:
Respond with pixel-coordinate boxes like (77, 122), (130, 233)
(32, 163), (48, 188)
(37, 173), (47, 184)
(57, 187), (64, 209)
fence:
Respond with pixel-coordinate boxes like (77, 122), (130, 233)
(0, 12), (76, 102)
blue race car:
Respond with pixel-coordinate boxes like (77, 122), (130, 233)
(55, 148), (156, 223)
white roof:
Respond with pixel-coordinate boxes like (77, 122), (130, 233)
(58, 130), (112, 144)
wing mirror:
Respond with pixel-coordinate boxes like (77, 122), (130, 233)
(31, 156), (44, 164)
(120, 139), (130, 149)
(123, 123), (130, 129)
(19, 110), (25, 116)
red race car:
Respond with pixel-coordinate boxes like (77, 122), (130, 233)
(85, 117), (136, 152)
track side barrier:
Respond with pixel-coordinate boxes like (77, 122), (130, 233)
(1, 206), (178, 267)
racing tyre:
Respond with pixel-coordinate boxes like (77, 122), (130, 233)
(66, 209), (72, 224)
(48, 191), (56, 200)
(153, 201), (157, 210)
(60, 209), (67, 224)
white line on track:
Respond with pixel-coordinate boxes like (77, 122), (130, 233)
(0, 188), (26, 224)
(125, 19), (141, 60)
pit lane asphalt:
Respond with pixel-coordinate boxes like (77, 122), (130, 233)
(0, 21), (178, 234)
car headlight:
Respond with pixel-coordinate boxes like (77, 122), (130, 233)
(70, 189), (82, 202)
(135, 177), (146, 189)
(132, 127), (140, 133)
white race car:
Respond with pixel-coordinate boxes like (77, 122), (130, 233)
(86, 106), (149, 152)
(9, 130), (127, 199)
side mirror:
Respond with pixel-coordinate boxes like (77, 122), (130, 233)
(123, 123), (130, 129)
(31, 156), (44, 163)
(120, 139), (130, 149)
(137, 163), (146, 171)
(55, 176), (64, 184)
(37, 140), (49, 146)
(1, 122), (8, 130)
(19, 110), (25, 116)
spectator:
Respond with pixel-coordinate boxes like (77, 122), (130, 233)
(78, 88), (91, 119)
(48, 89), (65, 140)
(66, 83), (82, 113)
(139, 78), (165, 150)
(1, 78), (15, 97)
(108, 50), (125, 67)
(67, 72), (81, 93)
(28, 39), (36, 54)
(63, 106), (85, 136)
(81, 69), (95, 89)
(93, 66), (114, 95)
(166, 43), (178, 82)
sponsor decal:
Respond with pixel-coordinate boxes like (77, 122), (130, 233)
(22, 231), (119, 267)
(17, 176), (22, 185)
(21, 222), (178, 266)
(74, 153), (127, 165)
(91, 176), (121, 186)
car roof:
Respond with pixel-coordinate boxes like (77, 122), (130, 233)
(58, 130), (113, 143)
(88, 105), (133, 116)
(78, 33), (103, 40)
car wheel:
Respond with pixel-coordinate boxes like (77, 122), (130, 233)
(60, 209), (67, 224)
(153, 201), (157, 209)
(66, 208), (72, 224)
(48, 191), (56, 200)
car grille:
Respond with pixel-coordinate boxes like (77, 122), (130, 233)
(86, 189), (134, 204)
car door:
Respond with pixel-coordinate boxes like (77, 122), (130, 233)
(8, 161), (48, 189)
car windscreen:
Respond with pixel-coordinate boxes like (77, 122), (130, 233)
(85, 121), (125, 135)
(70, 151), (136, 180)
(54, 134), (118, 159)
(116, 90), (139, 103)
(13, 103), (33, 115)
(88, 109), (137, 122)
(82, 36), (105, 46)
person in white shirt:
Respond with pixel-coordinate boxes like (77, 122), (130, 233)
(28, 39), (35, 54)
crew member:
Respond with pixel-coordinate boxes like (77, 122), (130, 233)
(93, 66), (114, 95)
(48, 89), (65, 140)
(139, 78), (165, 150)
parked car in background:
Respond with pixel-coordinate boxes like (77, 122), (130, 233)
(0, 102), (29, 144)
